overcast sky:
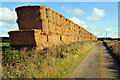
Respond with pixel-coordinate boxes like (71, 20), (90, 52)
(0, 2), (119, 38)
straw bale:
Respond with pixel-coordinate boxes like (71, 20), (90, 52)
(48, 35), (62, 47)
(66, 19), (70, 28)
(16, 6), (47, 20)
(62, 27), (69, 36)
(69, 21), (74, 28)
(17, 19), (42, 30)
(69, 36), (75, 42)
(46, 8), (53, 22)
(13, 5), (98, 49)
(55, 25), (62, 35)
(15, 6), (40, 18)
(60, 15), (66, 26)
(16, 6), (49, 30)
(67, 28), (73, 36)
(55, 12), (60, 26)
(34, 30), (48, 49)
(74, 24), (78, 32)
(8, 30), (36, 46)
(52, 10), (56, 24)
(60, 25), (64, 35)
(39, 5), (47, 10)
(62, 35), (74, 44)
(70, 29), (75, 36)
(41, 19), (49, 35)
(73, 36), (77, 41)
(18, 18), (49, 31)
(77, 37), (82, 41)
(61, 35), (70, 44)
(40, 11), (47, 19)
(8, 29), (50, 50)
(34, 29), (47, 44)
(48, 21), (55, 34)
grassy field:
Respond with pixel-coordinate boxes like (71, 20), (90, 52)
(104, 40), (120, 61)
(0, 42), (9, 47)
(2, 41), (96, 78)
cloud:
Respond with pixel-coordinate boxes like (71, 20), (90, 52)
(87, 25), (112, 33)
(3, 23), (18, 30)
(86, 16), (100, 21)
(107, 22), (111, 26)
(0, 31), (8, 37)
(106, 28), (111, 32)
(70, 17), (112, 33)
(92, 8), (105, 17)
(0, 22), (18, 37)
(69, 17), (116, 38)
(0, 7), (17, 24)
(0, 22), (4, 27)
(97, 31), (118, 38)
(87, 25), (115, 38)
(87, 8), (105, 21)
(70, 17), (87, 28)
(62, 7), (85, 16)
(106, 22), (117, 27)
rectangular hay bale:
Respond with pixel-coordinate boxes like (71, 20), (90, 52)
(48, 35), (62, 47)
(8, 29), (48, 50)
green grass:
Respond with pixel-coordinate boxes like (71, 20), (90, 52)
(2, 41), (96, 78)
(0, 42), (9, 47)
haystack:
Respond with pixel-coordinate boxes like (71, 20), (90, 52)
(9, 5), (97, 50)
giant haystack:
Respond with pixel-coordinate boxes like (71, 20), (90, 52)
(8, 5), (97, 50)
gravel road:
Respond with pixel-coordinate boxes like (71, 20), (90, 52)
(66, 41), (120, 78)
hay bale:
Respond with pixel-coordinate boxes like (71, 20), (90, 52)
(61, 35), (74, 44)
(17, 19), (42, 30)
(15, 6), (40, 19)
(41, 19), (49, 35)
(8, 30), (37, 46)
(62, 27), (69, 36)
(48, 21), (55, 34)
(16, 5), (48, 30)
(8, 29), (49, 50)
(69, 21), (74, 28)
(13, 5), (98, 50)
(66, 19), (70, 28)
(60, 25), (64, 35)
(55, 25), (62, 35)
(46, 8), (53, 22)
(55, 12), (60, 26)
(60, 15), (66, 27)
(68, 28), (73, 36)
(16, 5), (47, 20)
(34, 30), (48, 49)
(48, 35), (62, 47)
(69, 36), (75, 42)
(61, 35), (68, 44)
(52, 10), (56, 24)
(39, 5), (47, 19)
(34, 29), (47, 44)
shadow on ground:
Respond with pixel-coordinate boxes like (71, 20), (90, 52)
(103, 42), (120, 78)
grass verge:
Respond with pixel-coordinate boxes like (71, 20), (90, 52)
(97, 45), (103, 78)
(2, 41), (96, 78)
(103, 40), (120, 62)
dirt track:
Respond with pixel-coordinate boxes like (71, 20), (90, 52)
(66, 41), (120, 78)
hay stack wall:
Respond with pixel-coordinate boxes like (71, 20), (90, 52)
(8, 5), (97, 50)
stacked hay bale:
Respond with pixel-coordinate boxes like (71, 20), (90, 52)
(16, 6), (47, 30)
(8, 5), (97, 50)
